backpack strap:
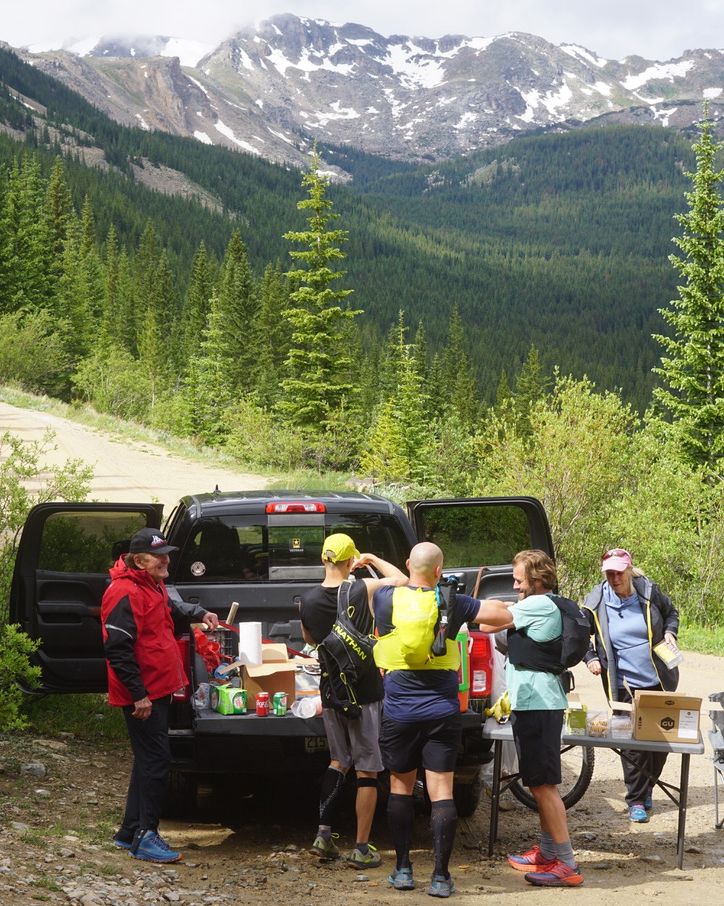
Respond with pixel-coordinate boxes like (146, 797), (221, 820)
(337, 578), (353, 619)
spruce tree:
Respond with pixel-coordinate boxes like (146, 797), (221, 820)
(278, 152), (361, 428)
(1, 155), (49, 313)
(179, 241), (215, 367)
(514, 345), (550, 437)
(653, 111), (724, 473)
(255, 262), (291, 408)
(212, 230), (258, 396)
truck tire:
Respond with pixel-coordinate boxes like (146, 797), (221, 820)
(453, 771), (483, 818)
(509, 743), (595, 811)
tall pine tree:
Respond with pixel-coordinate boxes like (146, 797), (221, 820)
(278, 152), (361, 429)
(653, 110), (724, 473)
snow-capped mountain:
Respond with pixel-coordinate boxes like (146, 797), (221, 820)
(14, 13), (724, 172)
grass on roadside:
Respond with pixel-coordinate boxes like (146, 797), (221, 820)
(23, 693), (127, 745)
(678, 622), (724, 657)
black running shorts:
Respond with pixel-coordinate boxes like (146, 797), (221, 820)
(380, 713), (462, 774)
(511, 709), (563, 787)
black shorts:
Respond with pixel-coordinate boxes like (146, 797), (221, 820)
(511, 709), (563, 788)
(380, 713), (462, 774)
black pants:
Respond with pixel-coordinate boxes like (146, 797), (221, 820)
(617, 685), (668, 806)
(119, 696), (171, 836)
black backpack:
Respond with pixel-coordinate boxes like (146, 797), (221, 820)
(316, 580), (376, 720)
(507, 593), (590, 676)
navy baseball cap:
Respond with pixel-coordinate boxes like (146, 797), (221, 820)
(129, 527), (178, 555)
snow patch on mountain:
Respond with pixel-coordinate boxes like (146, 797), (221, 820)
(622, 60), (696, 90)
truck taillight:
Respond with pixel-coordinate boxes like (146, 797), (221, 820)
(265, 501), (327, 513)
(468, 630), (493, 698)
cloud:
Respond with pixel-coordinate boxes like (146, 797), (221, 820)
(3, 0), (723, 59)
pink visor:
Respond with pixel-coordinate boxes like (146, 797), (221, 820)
(601, 548), (632, 572)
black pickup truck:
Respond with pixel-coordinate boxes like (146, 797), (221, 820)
(10, 491), (553, 816)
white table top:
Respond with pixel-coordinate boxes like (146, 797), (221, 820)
(482, 716), (705, 754)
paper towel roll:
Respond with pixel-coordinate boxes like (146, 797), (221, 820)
(237, 621), (262, 666)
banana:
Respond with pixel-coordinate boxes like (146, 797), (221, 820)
(484, 690), (511, 723)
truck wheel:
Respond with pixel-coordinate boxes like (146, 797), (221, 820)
(163, 770), (198, 818)
(453, 771), (483, 818)
(509, 744), (595, 811)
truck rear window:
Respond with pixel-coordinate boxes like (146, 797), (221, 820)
(175, 514), (409, 582)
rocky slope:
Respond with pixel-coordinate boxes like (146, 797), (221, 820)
(10, 13), (724, 171)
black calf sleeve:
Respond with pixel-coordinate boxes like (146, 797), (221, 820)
(319, 767), (346, 826)
(357, 777), (378, 789)
(430, 799), (457, 878)
(387, 793), (415, 870)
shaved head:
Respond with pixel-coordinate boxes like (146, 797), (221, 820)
(408, 542), (443, 585)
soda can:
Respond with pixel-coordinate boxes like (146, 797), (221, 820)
(255, 691), (270, 716)
(272, 691), (288, 716)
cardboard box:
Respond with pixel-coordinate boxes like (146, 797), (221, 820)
(631, 691), (702, 743)
(242, 643), (297, 708)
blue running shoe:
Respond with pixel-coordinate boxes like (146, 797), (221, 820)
(629, 802), (649, 823)
(131, 830), (183, 863)
(427, 874), (455, 897)
(388, 866), (415, 890)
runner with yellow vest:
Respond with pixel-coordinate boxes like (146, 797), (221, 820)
(372, 542), (512, 898)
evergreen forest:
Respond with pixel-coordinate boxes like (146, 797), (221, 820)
(0, 46), (722, 633)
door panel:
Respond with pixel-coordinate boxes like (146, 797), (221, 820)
(11, 503), (161, 692)
(408, 497), (554, 598)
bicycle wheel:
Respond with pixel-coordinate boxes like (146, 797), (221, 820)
(509, 744), (595, 811)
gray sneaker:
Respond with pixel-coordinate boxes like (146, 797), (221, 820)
(388, 866), (415, 890)
(346, 844), (381, 867)
(427, 874), (455, 898)
(311, 834), (340, 859)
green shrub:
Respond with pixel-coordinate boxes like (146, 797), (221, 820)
(0, 624), (41, 730)
(0, 310), (70, 397)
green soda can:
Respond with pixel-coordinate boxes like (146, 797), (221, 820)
(272, 691), (288, 716)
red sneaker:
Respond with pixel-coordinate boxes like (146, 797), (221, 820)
(507, 844), (557, 872)
(524, 859), (584, 887)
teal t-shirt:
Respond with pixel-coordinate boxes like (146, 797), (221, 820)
(505, 594), (568, 711)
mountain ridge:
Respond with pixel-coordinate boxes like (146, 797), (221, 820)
(10, 13), (722, 176)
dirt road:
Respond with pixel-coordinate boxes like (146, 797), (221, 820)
(1, 653), (722, 905)
(0, 400), (268, 510)
(1, 400), (723, 904)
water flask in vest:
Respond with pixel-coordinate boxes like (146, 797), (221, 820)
(456, 626), (470, 711)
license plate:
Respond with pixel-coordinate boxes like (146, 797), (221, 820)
(304, 736), (329, 753)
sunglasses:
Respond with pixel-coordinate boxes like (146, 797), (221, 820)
(602, 548), (631, 561)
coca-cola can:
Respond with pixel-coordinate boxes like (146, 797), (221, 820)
(255, 691), (270, 716)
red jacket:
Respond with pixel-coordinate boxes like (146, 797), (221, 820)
(101, 557), (188, 706)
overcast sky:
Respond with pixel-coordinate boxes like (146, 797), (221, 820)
(3, 0), (723, 61)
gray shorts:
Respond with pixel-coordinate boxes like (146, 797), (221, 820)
(322, 700), (384, 773)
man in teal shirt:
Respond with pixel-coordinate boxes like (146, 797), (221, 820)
(504, 550), (584, 888)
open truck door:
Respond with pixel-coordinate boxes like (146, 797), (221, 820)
(407, 495), (554, 599)
(10, 502), (162, 693)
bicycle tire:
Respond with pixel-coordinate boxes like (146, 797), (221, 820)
(509, 743), (595, 811)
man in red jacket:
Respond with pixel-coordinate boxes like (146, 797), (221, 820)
(101, 527), (218, 863)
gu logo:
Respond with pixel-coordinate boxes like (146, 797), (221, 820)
(660, 716), (675, 731)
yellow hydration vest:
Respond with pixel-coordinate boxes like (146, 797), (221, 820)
(373, 585), (460, 672)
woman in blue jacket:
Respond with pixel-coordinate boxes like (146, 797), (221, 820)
(582, 548), (679, 823)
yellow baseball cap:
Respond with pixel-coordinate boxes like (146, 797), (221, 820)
(322, 533), (360, 563)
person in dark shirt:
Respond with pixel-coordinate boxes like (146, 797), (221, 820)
(300, 533), (406, 867)
(373, 541), (512, 898)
